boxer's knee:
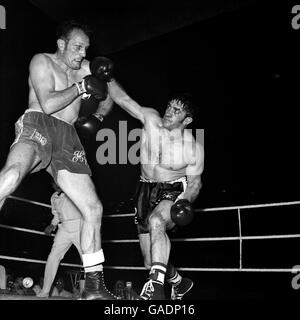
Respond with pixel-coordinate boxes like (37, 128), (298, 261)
(149, 212), (166, 232)
(84, 200), (103, 223)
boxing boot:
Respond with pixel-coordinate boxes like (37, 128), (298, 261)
(80, 271), (116, 300)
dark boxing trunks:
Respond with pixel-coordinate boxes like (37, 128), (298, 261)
(11, 110), (92, 181)
(134, 176), (187, 234)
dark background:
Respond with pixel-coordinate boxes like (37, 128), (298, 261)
(0, 0), (290, 210)
(0, 0), (298, 301)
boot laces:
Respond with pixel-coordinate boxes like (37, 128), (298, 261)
(140, 279), (155, 299)
(95, 272), (117, 299)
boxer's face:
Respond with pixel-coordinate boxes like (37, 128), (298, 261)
(60, 29), (90, 70)
(162, 99), (191, 130)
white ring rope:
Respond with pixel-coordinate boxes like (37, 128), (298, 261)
(0, 254), (299, 273)
(0, 254), (81, 268)
(6, 195), (300, 215)
(0, 223), (52, 236)
(104, 266), (300, 273)
(7, 196), (300, 216)
(195, 200), (300, 212)
(8, 195), (51, 208)
(1, 196), (300, 273)
(1, 222), (300, 242)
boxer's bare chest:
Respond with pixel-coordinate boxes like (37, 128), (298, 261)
(142, 127), (188, 171)
(50, 60), (83, 90)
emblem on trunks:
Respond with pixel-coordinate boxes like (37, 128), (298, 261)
(30, 129), (47, 146)
(72, 150), (88, 165)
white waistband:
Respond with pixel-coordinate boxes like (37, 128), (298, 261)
(140, 176), (187, 184)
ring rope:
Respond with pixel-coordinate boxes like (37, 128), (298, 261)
(1, 255), (299, 273)
(102, 234), (300, 243)
(7, 195), (300, 216)
(0, 223), (51, 236)
(105, 266), (300, 272)
(2, 196), (300, 274)
(195, 200), (300, 213)
(0, 254), (81, 268)
(1, 223), (300, 242)
(8, 195), (51, 208)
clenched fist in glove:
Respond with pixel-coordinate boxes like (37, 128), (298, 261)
(74, 75), (108, 100)
(90, 56), (114, 82)
(170, 199), (194, 226)
(75, 113), (104, 139)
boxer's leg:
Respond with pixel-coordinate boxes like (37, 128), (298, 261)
(139, 200), (174, 300)
(0, 143), (40, 210)
(149, 199), (174, 267)
(166, 261), (194, 300)
(72, 223), (85, 295)
(138, 233), (151, 270)
(149, 203), (193, 300)
(56, 170), (102, 254)
(56, 170), (115, 300)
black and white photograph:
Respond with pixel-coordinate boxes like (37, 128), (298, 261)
(0, 0), (295, 315)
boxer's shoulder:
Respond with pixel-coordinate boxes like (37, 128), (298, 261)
(143, 107), (162, 129)
(29, 53), (55, 71)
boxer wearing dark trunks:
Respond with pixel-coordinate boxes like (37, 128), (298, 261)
(107, 78), (204, 300)
(12, 110), (91, 181)
(0, 20), (115, 300)
(135, 176), (186, 234)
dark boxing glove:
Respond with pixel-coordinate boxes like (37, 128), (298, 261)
(90, 56), (114, 82)
(75, 75), (108, 100)
(75, 113), (104, 138)
(170, 199), (194, 226)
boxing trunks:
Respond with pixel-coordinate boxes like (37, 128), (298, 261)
(134, 176), (187, 234)
(11, 110), (91, 181)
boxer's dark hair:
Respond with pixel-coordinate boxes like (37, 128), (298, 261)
(56, 20), (92, 40)
(167, 92), (197, 119)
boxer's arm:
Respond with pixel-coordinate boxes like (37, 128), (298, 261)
(29, 54), (79, 114)
(180, 142), (204, 203)
(183, 175), (202, 203)
(107, 79), (160, 124)
(75, 94), (114, 136)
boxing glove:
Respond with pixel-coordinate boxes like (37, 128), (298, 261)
(75, 75), (108, 100)
(170, 199), (194, 226)
(75, 113), (104, 138)
(90, 56), (114, 82)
